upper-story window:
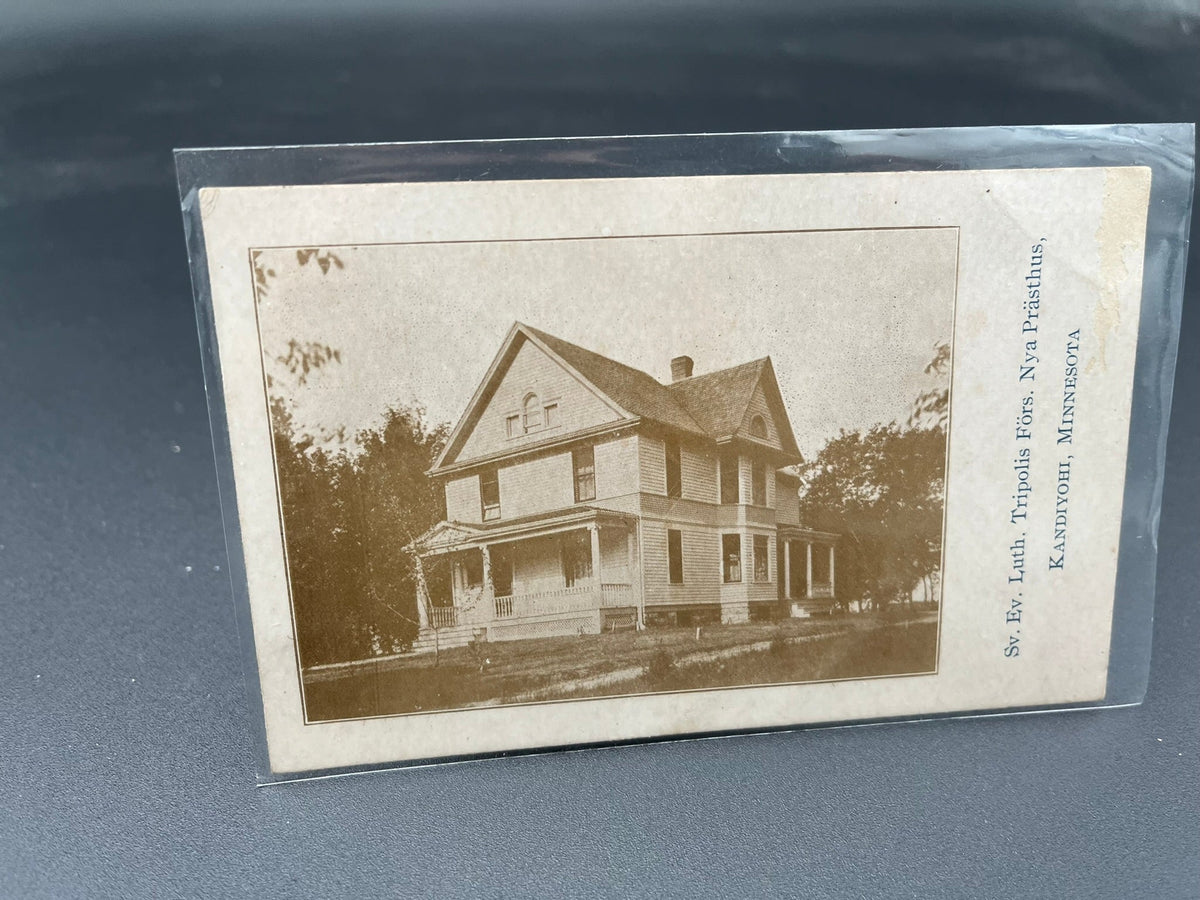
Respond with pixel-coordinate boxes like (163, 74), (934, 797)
(480, 469), (501, 521)
(573, 445), (596, 503)
(749, 414), (767, 438)
(719, 451), (740, 504)
(665, 439), (682, 499)
(751, 460), (767, 506)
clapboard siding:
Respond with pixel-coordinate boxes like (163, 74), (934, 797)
(776, 478), (801, 525)
(639, 434), (667, 496)
(445, 475), (482, 524)
(456, 336), (621, 463)
(742, 382), (783, 450)
(642, 520), (721, 606)
(681, 445), (718, 503)
(738, 455), (753, 506)
(595, 433), (639, 499)
(497, 452), (574, 520)
(599, 525), (633, 584)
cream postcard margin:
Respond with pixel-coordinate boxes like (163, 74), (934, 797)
(198, 168), (1150, 774)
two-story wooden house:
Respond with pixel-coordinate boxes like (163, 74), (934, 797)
(409, 323), (838, 649)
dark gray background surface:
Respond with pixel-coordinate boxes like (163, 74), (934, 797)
(1, 3), (1196, 897)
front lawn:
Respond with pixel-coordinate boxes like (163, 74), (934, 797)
(302, 610), (937, 721)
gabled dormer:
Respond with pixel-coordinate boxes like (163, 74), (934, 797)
(430, 323), (711, 477)
(667, 355), (801, 464)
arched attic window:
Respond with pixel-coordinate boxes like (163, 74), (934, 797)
(749, 415), (768, 438)
(522, 393), (543, 433)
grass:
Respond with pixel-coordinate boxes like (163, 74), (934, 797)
(302, 610), (938, 721)
(593, 619), (937, 698)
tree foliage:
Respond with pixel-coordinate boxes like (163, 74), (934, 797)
(908, 340), (950, 429)
(798, 344), (949, 609)
(256, 246), (449, 666)
(273, 400), (449, 666)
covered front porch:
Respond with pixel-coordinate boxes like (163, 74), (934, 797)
(778, 526), (839, 616)
(411, 508), (642, 645)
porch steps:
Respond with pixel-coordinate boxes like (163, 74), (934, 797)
(410, 623), (485, 654)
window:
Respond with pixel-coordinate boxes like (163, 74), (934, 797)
(505, 414), (521, 438)
(668, 529), (684, 584)
(719, 451), (740, 504)
(753, 535), (769, 582)
(749, 415), (767, 438)
(573, 445), (596, 502)
(463, 551), (483, 588)
(665, 439), (682, 499)
(491, 545), (513, 597)
(543, 402), (558, 428)
(722, 533), (742, 583)
(480, 469), (500, 521)
(522, 393), (542, 433)
(751, 460), (767, 506)
(561, 530), (593, 587)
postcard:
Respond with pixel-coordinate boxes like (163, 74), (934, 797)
(191, 162), (1152, 774)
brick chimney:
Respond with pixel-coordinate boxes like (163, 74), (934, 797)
(670, 355), (694, 382)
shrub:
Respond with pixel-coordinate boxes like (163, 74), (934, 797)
(645, 648), (675, 683)
(769, 626), (790, 657)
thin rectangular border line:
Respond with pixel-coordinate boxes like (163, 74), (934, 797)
(242, 223), (962, 726)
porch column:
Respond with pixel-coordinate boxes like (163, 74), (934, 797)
(633, 521), (646, 628)
(625, 526), (635, 583)
(415, 578), (430, 631)
(481, 544), (494, 622)
(589, 523), (602, 584)
(806, 541), (814, 601)
(783, 539), (792, 600)
(828, 545), (836, 597)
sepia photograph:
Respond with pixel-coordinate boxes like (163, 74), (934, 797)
(247, 226), (957, 722)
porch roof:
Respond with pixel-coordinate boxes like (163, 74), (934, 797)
(777, 524), (841, 542)
(412, 506), (635, 555)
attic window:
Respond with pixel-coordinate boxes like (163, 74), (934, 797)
(522, 394), (543, 432)
(749, 415), (767, 438)
(513, 394), (559, 436)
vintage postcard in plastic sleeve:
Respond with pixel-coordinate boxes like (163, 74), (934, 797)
(178, 127), (1192, 778)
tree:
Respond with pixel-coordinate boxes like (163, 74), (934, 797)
(908, 340), (950, 429)
(272, 401), (449, 666)
(799, 344), (949, 611)
(351, 406), (450, 649)
(254, 247), (451, 665)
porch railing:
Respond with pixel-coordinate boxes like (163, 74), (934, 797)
(428, 582), (638, 630)
(810, 583), (835, 600)
(494, 584), (596, 619)
(599, 583), (634, 607)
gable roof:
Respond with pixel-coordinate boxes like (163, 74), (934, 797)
(666, 358), (766, 439)
(521, 325), (708, 438)
(669, 356), (800, 456)
(432, 322), (800, 472)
